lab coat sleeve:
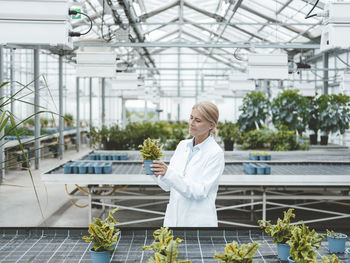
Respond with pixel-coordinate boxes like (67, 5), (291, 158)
(160, 151), (224, 200)
(151, 141), (185, 192)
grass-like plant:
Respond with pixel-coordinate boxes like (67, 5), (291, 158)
(82, 208), (120, 252)
(258, 208), (296, 244)
(286, 223), (325, 263)
(142, 227), (191, 263)
(139, 137), (163, 160)
(214, 241), (260, 263)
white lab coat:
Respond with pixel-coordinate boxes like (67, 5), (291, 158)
(153, 136), (225, 227)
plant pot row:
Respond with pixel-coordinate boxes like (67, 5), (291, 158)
(88, 153), (128, 161)
(248, 152), (271, 160)
(63, 162), (112, 174)
(243, 163), (271, 175)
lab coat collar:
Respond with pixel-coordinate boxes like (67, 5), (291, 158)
(187, 135), (212, 151)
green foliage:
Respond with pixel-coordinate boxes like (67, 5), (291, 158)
(317, 94), (350, 135)
(82, 208), (120, 252)
(271, 90), (309, 135)
(64, 113), (73, 127)
(239, 129), (272, 150)
(321, 254), (341, 263)
(214, 241), (260, 263)
(326, 230), (346, 238)
(142, 227), (191, 263)
(217, 121), (239, 143)
(270, 128), (298, 151)
(23, 118), (35, 127)
(306, 96), (320, 134)
(40, 117), (48, 128)
(286, 223), (325, 263)
(258, 209), (296, 244)
(5, 125), (33, 136)
(238, 91), (270, 132)
(166, 121), (190, 150)
(139, 137), (163, 160)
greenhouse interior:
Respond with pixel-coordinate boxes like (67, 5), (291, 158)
(1, 0), (350, 262)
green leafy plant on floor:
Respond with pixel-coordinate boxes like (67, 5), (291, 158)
(217, 121), (239, 149)
(321, 254), (341, 263)
(214, 241), (260, 263)
(258, 208), (296, 244)
(271, 89), (309, 135)
(142, 227), (191, 263)
(286, 223), (325, 263)
(139, 137), (163, 160)
(82, 208), (120, 252)
(238, 91), (270, 132)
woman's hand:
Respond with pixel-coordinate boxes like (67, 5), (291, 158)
(151, 161), (168, 177)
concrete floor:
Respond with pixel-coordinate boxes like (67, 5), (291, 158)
(0, 146), (92, 227)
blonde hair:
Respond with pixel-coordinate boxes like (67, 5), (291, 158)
(192, 101), (219, 137)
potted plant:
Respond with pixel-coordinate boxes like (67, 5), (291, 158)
(82, 208), (120, 263)
(142, 227), (191, 263)
(238, 91), (270, 132)
(286, 223), (325, 263)
(318, 94), (350, 145)
(306, 96), (320, 145)
(271, 90), (309, 136)
(321, 254), (341, 263)
(64, 113), (74, 127)
(217, 121), (239, 151)
(327, 230), (347, 254)
(139, 137), (163, 175)
(258, 209), (296, 261)
(214, 240), (260, 262)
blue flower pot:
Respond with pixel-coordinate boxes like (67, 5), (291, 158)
(287, 256), (295, 263)
(252, 155), (259, 160)
(78, 163), (87, 174)
(260, 155), (267, 161)
(63, 163), (72, 174)
(100, 154), (107, 160)
(256, 164), (265, 175)
(88, 154), (95, 160)
(277, 243), (290, 261)
(266, 155), (271, 160)
(103, 163), (112, 174)
(72, 162), (80, 174)
(95, 154), (101, 160)
(261, 164), (271, 174)
(328, 233), (347, 253)
(90, 248), (111, 263)
(144, 160), (155, 175)
(94, 163), (103, 174)
(112, 154), (119, 160)
(88, 163), (95, 174)
(119, 154), (128, 160)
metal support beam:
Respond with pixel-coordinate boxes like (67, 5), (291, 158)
(10, 49), (14, 114)
(144, 100), (147, 121)
(89, 78), (92, 147)
(76, 77), (80, 152)
(74, 42), (319, 49)
(0, 46), (4, 181)
(58, 54), (64, 159)
(34, 49), (40, 169)
(140, 0), (179, 20)
(121, 98), (126, 129)
(101, 78), (105, 126)
(323, 52), (329, 95)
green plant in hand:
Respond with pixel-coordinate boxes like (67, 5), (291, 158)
(214, 241), (260, 263)
(142, 227), (191, 263)
(139, 137), (163, 160)
(321, 254), (341, 263)
(286, 223), (325, 263)
(258, 208), (296, 244)
(82, 208), (120, 252)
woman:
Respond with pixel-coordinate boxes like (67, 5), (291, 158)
(150, 101), (225, 227)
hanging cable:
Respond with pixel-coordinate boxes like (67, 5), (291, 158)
(305, 0), (319, 19)
(69, 10), (93, 36)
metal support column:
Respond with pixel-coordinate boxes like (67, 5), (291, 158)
(262, 187), (267, 226)
(10, 48), (14, 114)
(0, 46), (4, 181)
(144, 100), (148, 121)
(89, 78), (92, 147)
(195, 70), (198, 103)
(177, 47), (181, 121)
(58, 54), (64, 159)
(323, 52), (329, 95)
(121, 98), (126, 129)
(76, 77), (80, 152)
(34, 49), (40, 169)
(101, 78), (105, 126)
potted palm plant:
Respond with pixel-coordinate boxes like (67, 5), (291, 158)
(258, 208), (296, 261)
(217, 121), (239, 151)
(142, 227), (191, 263)
(139, 137), (163, 175)
(82, 208), (120, 263)
(286, 223), (325, 263)
(214, 240), (260, 262)
(327, 230), (347, 254)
